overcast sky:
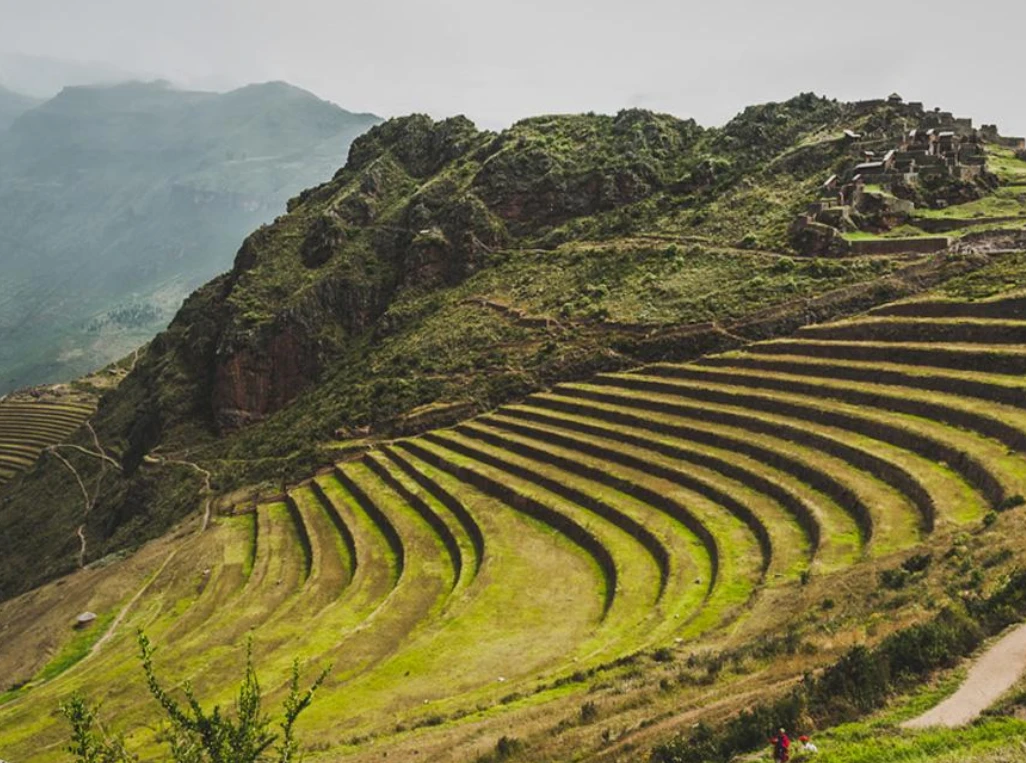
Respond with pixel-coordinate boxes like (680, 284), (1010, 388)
(1, 0), (1024, 134)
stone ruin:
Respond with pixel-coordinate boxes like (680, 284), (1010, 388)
(792, 95), (1026, 256)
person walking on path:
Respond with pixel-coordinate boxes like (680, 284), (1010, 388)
(770, 728), (791, 762)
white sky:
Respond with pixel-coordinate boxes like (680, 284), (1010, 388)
(1, 0), (1024, 134)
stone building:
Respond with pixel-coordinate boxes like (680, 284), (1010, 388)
(791, 99), (1025, 256)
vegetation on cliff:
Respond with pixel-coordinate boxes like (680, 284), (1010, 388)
(3, 93), (1026, 763)
(0, 93), (1010, 602)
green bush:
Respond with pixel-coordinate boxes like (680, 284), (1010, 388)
(580, 701), (599, 724)
(60, 632), (329, 763)
(880, 567), (910, 590)
(999, 494), (1025, 512)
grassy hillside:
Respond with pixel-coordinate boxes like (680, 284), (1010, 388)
(3, 94), (1019, 601)
(1, 93), (1026, 760)
(0, 80), (380, 393)
(2, 263), (1026, 761)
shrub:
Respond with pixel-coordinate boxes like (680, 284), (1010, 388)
(880, 567), (910, 590)
(580, 701), (599, 724)
(998, 495), (1025, 512)
(60, 632), (329, 763)
(902, 553), (933, 574)
(495, 735), (523, 759)
(651, 647), (675, 663)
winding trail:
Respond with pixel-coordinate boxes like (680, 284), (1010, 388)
(903, 622), (1026, 728)
(85, 422), (122, 471)
(151, 455), (214, 530)
(46, 447), (95, 566)
(88, 549), (179, 659)
(46, 424), (122, 567)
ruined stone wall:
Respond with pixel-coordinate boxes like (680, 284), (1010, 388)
(847, 237), (951, 255)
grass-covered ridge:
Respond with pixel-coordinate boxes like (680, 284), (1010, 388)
(3, 95), (1026, 761)
(3, 259), (1026, 761)
(6, 92), (1025, 604)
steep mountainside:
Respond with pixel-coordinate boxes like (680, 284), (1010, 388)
(0, 80), (380, 393)
(0, 84), (41, 131)
(3, 93), (1024, 603)
(4, 93), (1026, 762)
(3, 239), (1026, 763)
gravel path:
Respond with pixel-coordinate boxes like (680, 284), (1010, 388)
(903, 622), (1026, 728)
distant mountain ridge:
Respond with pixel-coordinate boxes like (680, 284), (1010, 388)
(0, 84), (41, 130)
(0, 80), (381, 393)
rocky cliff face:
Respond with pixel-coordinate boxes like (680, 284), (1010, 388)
(187, 110), (721, 429)
(98, 96), (875, 446)
(195, 117), (499, 429)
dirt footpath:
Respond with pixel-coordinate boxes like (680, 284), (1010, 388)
(903, 622), (1026, 728)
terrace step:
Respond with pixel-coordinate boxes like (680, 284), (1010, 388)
(159, 514), (256, 644)
(477, 411), (811, 579)
(168, 502), (308, 647)
(448, 420), (767, 636)
(397, 437), (623, 619)
(530, 389), (917, 553)
(305, 472), (409, 632)
(0, 410), (90, 426)
(747, 340), (1026, 376)
(586, 372), (1002, 521)
(645, 363), (1026, 466)
(0, 422), (73, 438)
(696, 353), (1026, 410)
(0, 442), (43, 456)
(332, 465), (405, 582)
(869, 294), (1026, 319)
(329, 461), (457, 644)
(426, 428), (678, 600)
(458, 416), (758, 593)
(288, 485), (356, 609)
(796, 317), (1026, 345)
(297, 446), (610, 724)
(0, 403), (87, 414)
(496, 402), (864, 570)
(379, 445), (485, 579)
(0, 453), (35, 469)
(399, 435), (725, 649)
(362, 453), (465, 591)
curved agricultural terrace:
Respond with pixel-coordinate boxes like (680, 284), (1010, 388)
(0, 397), (95, 486)
(2, 291), (1026, 761)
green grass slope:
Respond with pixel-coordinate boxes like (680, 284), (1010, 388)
(2, 255), (1026, 761)
(3, 93), (1018, 603)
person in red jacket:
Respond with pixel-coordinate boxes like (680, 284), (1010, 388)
(769, 728), (791, 762)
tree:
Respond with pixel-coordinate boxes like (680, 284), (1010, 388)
(59, 632), (329, 763)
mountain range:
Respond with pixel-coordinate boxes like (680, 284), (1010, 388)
(0, 83), (40, 130)
(0, 79), (380, 393)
